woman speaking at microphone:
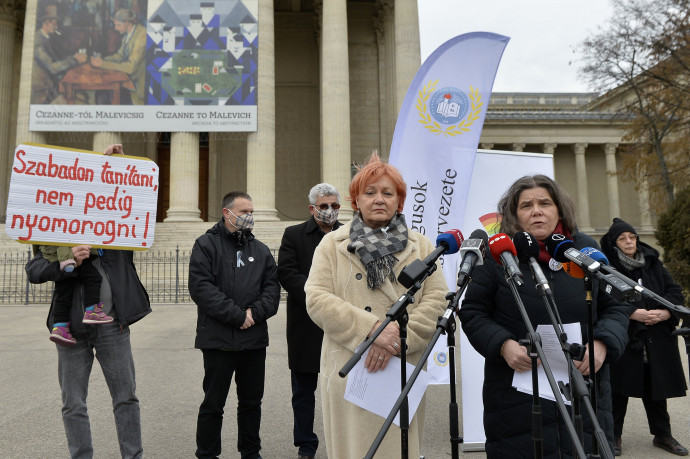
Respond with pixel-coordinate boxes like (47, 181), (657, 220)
(459, 175), (629, 458)
(304, 153), (448, 459)
(601, 218), (687, 456)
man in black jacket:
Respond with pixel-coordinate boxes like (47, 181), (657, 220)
(190, 191), (280, 459)
(278, 183), (341, 459)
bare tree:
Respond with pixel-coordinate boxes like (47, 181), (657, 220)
(579, 0), (690, 208)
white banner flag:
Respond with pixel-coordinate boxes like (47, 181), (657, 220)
(389, 32), (510, 384)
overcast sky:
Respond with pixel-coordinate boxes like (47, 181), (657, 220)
(417, 0), (615, 93)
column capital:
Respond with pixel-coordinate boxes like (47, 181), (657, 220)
(512, 143), (526, 152)
(543, 143), (557, 154)
(604, 143), (619, 156)
(479, 143), (494, 150)
(573, 143), (588, 155)
(0, 0), (16, 24)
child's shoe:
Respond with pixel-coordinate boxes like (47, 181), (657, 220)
(82, 303), (114, 324)
(50, 324), (77, 346)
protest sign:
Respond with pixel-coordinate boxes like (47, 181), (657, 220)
(5, 143), (158, 250)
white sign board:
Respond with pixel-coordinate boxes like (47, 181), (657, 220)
(5, 143), (159, 250)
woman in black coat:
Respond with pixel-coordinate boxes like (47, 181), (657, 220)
(600, 218), (688, 456)
(459, 175), (629, 459)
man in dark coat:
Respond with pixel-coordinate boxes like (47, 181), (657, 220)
(277, 183), (342, 459)
(189, 191), (281, 459)
(601, 218), (688, 456)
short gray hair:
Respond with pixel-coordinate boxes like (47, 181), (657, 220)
(308, 183), (339, 205)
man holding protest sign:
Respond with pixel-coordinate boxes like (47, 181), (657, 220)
(25, 144), (151, 459)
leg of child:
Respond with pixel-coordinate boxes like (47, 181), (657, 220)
(50, 279), (77, 346)
(79, 258), (113, 324)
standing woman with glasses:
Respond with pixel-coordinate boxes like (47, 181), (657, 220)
(600, 218), (688, 456)
(304, 153), (448, 459)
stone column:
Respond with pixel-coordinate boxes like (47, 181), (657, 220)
(512, 143), (526, 152)
(543, 143), (557, 155)
(0, 2), (17, 217)
(164, 132), (202, 222)
(207, 132), (221, 216)
(393, 0), (420, 113)
(92, 132), (122, 154)
(321, 0), (352, 219)
(638, 170), (654, 231)
(573, 143), (591, 230)
(246, 0), (278, 221)
(604, 143), (620, 219)
(5, 0), (42, 221)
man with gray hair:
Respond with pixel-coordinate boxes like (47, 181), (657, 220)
(278, 183), (342, 459)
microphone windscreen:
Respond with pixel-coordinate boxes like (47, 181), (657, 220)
(436, 229), (464, 255)
(581, 247), (610, 266)
(488, 233), (517, 265)
(544, 234), (574, 263)
(469, 228), (489, 244)
(562, 261), (586, 278)
(512, 231), (540, 263)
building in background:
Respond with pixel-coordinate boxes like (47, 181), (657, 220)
(0, 0), (650, 251)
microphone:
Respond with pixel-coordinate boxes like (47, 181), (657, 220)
(456, 229), (488, 287)
(488, 233), (524, 286)
(546, 237), (640, 302)
(513, 231), (552, 296)
(562, 262), (586, 278)
(581, 247), (610, 266)
(398, 229), (464, 288)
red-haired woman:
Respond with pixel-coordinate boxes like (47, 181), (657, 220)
(305, 153), (448, 458)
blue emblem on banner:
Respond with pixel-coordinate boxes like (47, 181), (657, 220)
(433, 350), (449, 366)
(429, 87), (469, 125)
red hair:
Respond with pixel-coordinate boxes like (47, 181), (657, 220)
(348, 152), (407, 213)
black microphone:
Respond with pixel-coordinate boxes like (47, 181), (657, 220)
(488, 233), (524, 286)
(456, 229), (487, 287)
(513, 231), (553, 296)
(546, 236), (639, 302)
(398, 229), (464, 288)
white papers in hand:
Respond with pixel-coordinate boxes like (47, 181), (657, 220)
(344, 352), (430, 426)
(512, 322), (582, 405)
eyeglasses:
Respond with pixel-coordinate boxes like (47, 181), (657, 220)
(312, 203), (340, 210)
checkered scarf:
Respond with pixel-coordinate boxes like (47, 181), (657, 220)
(348, 211), (408, 290)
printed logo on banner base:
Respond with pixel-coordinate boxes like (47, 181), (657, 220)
(416, 80), (483, 137)
(433, 350), (450, 367)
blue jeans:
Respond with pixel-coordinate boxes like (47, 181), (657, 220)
(196, 348), (266, 459)
(56, 323), (141, 459)
(291, 371), (319, 456)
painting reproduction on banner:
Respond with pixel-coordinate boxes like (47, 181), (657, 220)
(29, 0), (258, 132)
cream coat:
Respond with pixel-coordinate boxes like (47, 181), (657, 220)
(305, 221), (448, 459)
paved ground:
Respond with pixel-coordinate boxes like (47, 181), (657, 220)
(1, 303), (689, 458)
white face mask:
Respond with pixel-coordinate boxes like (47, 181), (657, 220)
(227, 208), (254, 231)
(315, 207), (339, 226)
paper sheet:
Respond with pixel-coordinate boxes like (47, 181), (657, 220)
(512, 322), (582, 405)
(344, 352), (430, 426)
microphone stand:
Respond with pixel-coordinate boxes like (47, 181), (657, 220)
(583, 275), (600, 457)
(504, 273), (588, 459)
(363, 268), (472, 459)
(340, 263), (438, 459)
(534, 270), (611, 458)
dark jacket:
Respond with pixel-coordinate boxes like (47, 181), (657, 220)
(459, 232), (630, 459)
(599, 237), (687, 399)
(188, 220), (280, 350)
(26, 249), (151, 335)
(278, 217), (342, 373)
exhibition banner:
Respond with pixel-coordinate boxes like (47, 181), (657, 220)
(5, 143), (159, 250)
(388, 32), (510, 385)
(30, 0), (258, 132)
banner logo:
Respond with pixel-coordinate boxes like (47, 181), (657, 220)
(433, 350), (449, 367)
(416, 80), (483, 137)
